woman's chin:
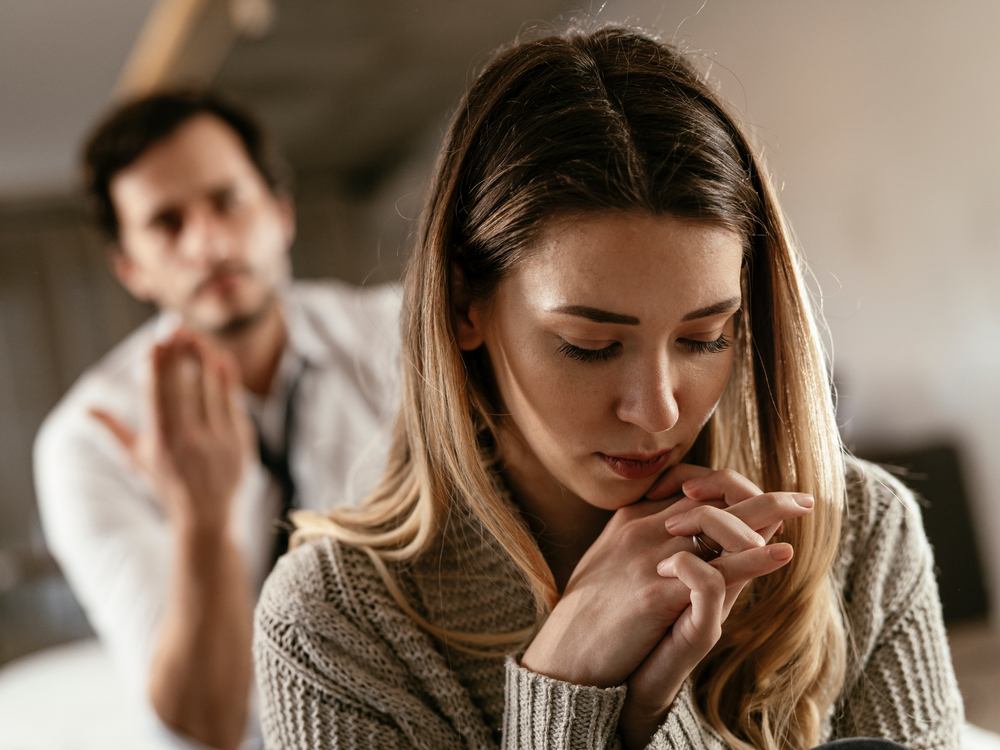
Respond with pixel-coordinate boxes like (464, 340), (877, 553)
(576, 476), (658, 511)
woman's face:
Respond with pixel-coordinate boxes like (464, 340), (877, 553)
(457, 212), (745, 512)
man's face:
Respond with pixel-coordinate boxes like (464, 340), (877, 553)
(110, 114), (294, 334)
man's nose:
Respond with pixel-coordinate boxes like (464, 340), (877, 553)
(615, 357), (680, 433)
(178, 206), (234, 264)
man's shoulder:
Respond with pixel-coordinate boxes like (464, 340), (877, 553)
(285, 279), (402, 366)
(289, 279), (400, 334)
(36, 316), (159, 454)
(289, 279), (401, 323)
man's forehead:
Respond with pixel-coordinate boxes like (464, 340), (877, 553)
(110, 115), (259, 221)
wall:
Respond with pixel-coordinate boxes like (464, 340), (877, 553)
(592, 0), (1000, 616)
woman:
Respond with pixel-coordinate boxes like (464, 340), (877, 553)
(254, 26), (963, 750)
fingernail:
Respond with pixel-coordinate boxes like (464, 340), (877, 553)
(656, 559), (671, 576)
(681, 477), (703, 493)
(664, 516), (681, 532)
(769, 544), (793, 561)
(792, 493), (814, 509)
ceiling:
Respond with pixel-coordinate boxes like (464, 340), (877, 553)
(0, 0), (158, 197)
(216, 0), (580, 193)
(0, 0), (584, 200)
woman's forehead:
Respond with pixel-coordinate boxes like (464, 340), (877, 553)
(506, 212), (744, 319)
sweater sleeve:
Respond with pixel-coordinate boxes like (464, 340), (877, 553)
(641, 681), (727, 750)
(831, 460), (964, 749)
(502, 656), (626, 749)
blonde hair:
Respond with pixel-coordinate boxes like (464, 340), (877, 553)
(295, 25), (846, 750)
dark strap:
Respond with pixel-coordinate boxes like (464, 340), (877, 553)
(811, 740), (912, 750)
(254, 366), (304, 568)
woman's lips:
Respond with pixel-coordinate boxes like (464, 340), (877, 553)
(599, 450), (672, 480)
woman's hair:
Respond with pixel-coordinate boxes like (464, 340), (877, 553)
(295, 25), (846, 750)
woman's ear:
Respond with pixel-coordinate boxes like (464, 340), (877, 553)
(451, 263), (484, 351)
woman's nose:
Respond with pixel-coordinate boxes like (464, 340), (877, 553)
(615, 359), (680, 433)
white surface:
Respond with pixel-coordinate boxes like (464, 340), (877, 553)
(964, 724), (1000, 750)
(0, 638), (174, 750)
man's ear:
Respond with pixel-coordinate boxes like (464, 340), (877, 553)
(276, 193), (296, 248)
(451, 263), (484, 351)
(109, 245), (155, 303)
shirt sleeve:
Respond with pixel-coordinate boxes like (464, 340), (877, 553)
(831, 461), (964, 749)
(34, 396), (271, 750)
(34, 404), (171, 693)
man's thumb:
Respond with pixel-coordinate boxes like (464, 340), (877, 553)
(88, 408), (138, 456)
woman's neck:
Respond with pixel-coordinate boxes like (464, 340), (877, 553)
(499, 432), (613, 592)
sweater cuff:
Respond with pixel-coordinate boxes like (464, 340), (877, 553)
(646, 680), (722, 750)
(502, 655), (626, 750)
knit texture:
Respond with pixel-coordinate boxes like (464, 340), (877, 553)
(253, 459), (964, 749)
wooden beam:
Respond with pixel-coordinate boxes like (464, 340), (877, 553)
(114, 0), (237, 99)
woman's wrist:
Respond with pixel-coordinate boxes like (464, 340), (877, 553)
(520, 639), (608, 687)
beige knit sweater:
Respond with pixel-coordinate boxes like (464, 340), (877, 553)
(253, 459), (964, 749)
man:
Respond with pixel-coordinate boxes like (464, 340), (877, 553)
(33, 92), (401, 750)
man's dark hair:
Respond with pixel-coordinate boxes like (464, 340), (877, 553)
(83, 90), (289, 241)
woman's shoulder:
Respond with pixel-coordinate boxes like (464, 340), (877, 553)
(837, 455), (931, 584)
(840, 455), (925, 550)
(835, 455), (940, 656)
(256, 535), (404, 634)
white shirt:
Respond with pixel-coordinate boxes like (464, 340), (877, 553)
(33, 279), (402, 748)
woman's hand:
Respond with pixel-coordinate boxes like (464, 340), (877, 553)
(617, 466), (813, 749)
(520, 467), (811, 696)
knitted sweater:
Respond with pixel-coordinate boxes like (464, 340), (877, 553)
(253, 459), (964, 749)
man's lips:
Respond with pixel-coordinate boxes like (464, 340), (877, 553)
(599, 450), (673, 480)
(195, 267), (251, 296)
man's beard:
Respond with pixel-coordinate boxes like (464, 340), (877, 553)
(207, 292), (277, 338)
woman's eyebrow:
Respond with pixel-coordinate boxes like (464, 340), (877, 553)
(682, 297), (743, 322)
(549, 305), (640, 325)
(549, 297), (741, 325)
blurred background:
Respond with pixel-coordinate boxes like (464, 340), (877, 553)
(1, 0), (998, 742)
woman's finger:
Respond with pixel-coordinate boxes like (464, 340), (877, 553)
(644, 463), (712, 500)
(664, 505), (765, 555)
(707, 542), (792, 585)
(680, 467), (763, 506)
(724, 491), (813, 533)
(658, 552), (726, 653)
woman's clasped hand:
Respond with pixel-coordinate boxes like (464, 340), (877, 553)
(521, 464), (814, 749)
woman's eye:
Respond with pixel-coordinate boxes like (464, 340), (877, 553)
(679, 332), (732, 355)
(557, 340), (621, 362)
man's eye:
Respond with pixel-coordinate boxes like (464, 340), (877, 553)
(153, 212), (182, 235)
(213, 190), (237, 214)
(557, 340), (621, 362)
